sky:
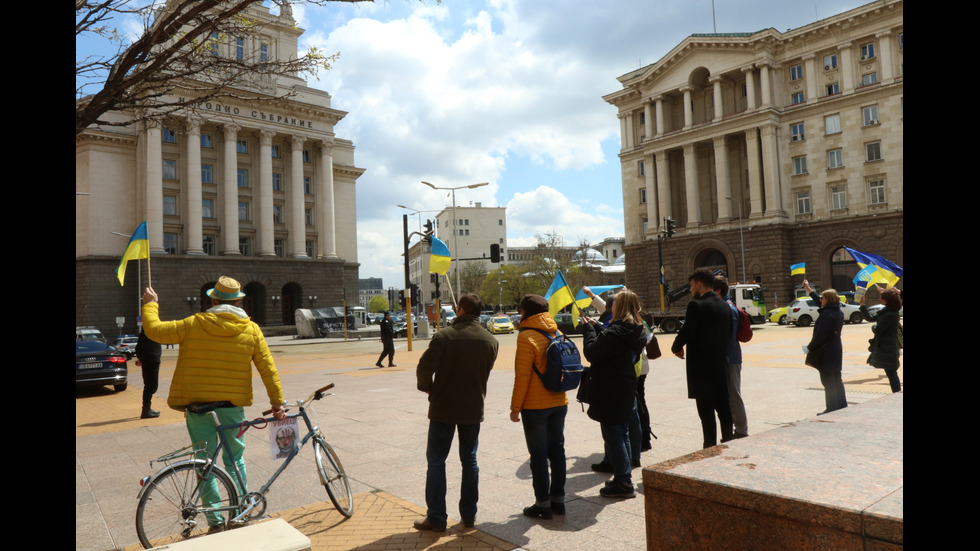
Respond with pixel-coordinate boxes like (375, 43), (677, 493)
(78, 0), (871, 290)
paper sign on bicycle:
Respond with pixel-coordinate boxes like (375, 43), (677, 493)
(270, 417), (299, 460)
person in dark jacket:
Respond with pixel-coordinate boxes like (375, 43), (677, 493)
(803, 280), (846, 413)
(376, 312), (395, 367)
(414, 294), (499, 532)
(860, 286), (902, 392)
(582, 288), (647, 499)
(672, 269), (734, 449)
(134, 329), (161, 419)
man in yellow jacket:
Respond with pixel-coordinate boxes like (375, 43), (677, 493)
(142, 276), (286, 529)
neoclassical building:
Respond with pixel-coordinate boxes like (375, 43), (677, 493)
(603, 0), (902, 308)
(76, 3), (364, 336)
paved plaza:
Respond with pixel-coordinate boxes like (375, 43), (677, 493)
(76, 321), (901, 550)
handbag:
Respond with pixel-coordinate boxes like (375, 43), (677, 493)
(575, 366), (592, 408)
(805, 347), (823, 369)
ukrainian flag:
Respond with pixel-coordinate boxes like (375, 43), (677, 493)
(544, 270), (576, 317)
(115, 221), (149, 285)
(790, 262), (806, 276)
(429, 236), (451, 276)
(844, 247), (902, 287)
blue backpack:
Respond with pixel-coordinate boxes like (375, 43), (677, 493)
(520, 327), (584, 392)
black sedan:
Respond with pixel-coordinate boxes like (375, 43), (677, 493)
(76, 340), (128, 392)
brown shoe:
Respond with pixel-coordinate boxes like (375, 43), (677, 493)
(413, 518), (446, 532)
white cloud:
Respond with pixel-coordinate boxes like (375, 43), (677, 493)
(506, 186), (622, 245)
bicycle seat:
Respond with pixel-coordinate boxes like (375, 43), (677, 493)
(185, 401), (235, 414)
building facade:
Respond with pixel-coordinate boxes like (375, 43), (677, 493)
(76, 3), (365, 337)
(603, 0), (902, 308)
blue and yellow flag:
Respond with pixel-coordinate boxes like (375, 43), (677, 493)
(429, 236), (451, 276)
(115, 221), (149, 285)
(544, 270), (576, 318)
(790, 262), (806, 276)
(853, 264), (891, 287)
(844, 247), (902, 287)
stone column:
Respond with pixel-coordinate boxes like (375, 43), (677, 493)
(713, 136), (731, 223)
(289, 135), (308, 258)
(710, 76), (724, 122)
(742, 66), (757, 110)
(683, 143), (699, 227)
(681, 86), (693, 129)
(318, 139), (337, 258)
(803, 54), (817, 104)
(760, 123), (784, 218)
(877, 31), (894, 83)
(654, 96), (665, 136)
(656, 150), (670, 230)
(645, 151), (658, 238)
(745, 127), (764, 219)
(144, 119), (165, 254)
(618, 113), (629, 151)
(257, 129), (276, 256)
(221, 124), (241, 255)
(759, 62), (772, 108)
(183, 118), (205, 255)
(838, 42), (854, 94)
(643, 100), (653, 141)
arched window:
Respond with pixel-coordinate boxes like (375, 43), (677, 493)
(830, 247), (858, 291)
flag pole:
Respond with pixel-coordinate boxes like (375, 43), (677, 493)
(444, 274), (458, 311)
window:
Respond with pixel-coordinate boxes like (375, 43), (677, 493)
(202, 235), (216, 255)
(464, 219), (469, 225)
(791, 122), (805, 141)
(201, 164), (213, 184)
(305, 207), (314, 226)
(831, 186), (847, 210)
(791, 92), (805, 105)
(302, 150), (311, 163)
(866, 141), (882, 162)
(498, 219), (503, 225)
(824, 114), (840, 134)
(163, 233), (178, 254)
(825, 83), (839, 96)
(860, 42), (875, 60)
(163, 195), (177, 216)
(306, 240), (315, 258)
(790, 64), (803, 81)
(869, 179), (886, 205)
(638, 160), (645, 176)
(499, 238), (504, 244)
(828, 149), (844, 169)
(274, 239), (285, 258)
(162, 128), (176, 143)
(860, 73), (878, 86)
(642, 217), (649, 234)
(209, 32), (220, 56)
(640, 188), (647, 204)
(465, 229), (470, 236)
(202, 198), (214, 218)
(236, 139), (248, 154)
(273, 204), (284, 224)
(237, 168), (249, 187)
(272, 173), (282, 191)
(238, 201), (249, 221)
(260, 43), (269, 63)
(824, 54), (838, 70)
(163, 159), (177, 180)
(863, 105), (879, 126)
(304, 176), (312, 195)
(235, 37), (244, 60)
(793, 156), (808, 175)
(272, 144), (281, 158)
(239, 237), (252, 256)
(899, 33), (903, 50)
(201, 133), (213, 148)
(797, 191), (811, 214)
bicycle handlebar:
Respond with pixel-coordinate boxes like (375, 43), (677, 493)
(262, 383), (335, 415)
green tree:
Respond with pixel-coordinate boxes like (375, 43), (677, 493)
(368, 295), (389, 313)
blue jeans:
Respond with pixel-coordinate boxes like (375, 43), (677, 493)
(425, 420), (480, 527)
(600, 421), (631, 484)
(628, 399), (641, 463)
(521, 406), (567, 502)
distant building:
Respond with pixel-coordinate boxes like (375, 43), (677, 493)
(76, 4), (365, 336)
(359, 278), (385, 309)
(603, 0), (902, 307)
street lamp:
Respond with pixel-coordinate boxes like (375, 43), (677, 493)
(420, 181), (489, 294)
(725, 196), (747, 283)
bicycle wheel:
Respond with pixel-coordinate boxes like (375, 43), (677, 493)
(135, 461), (240, 549)
(314, 436), (354, 517)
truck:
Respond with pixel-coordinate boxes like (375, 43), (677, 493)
(647, 282), (767, 333)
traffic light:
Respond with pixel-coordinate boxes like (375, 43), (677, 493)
(664, 217), (676, 238)
(423, 219), (434, 242)
(490, 243), (500, 263)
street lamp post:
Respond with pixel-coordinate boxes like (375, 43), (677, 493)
(420, 181), (489, 295)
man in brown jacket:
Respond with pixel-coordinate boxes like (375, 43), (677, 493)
(414, 294), (498, 532)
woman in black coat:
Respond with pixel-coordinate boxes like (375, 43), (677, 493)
(803, 280), (846, 414)
(860, 287), (902, 392)
(582, 289), (647, 499)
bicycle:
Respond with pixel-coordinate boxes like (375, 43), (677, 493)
(134, 383), (353, 549)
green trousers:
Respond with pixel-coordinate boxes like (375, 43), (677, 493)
(185, 407), (247, 526)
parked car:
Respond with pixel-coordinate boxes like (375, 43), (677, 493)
(113, 335), (138, 359)
(553, 313), (585, 335)
(866, 303), (904, 317)
(76, 340), (128, 392)
(478, 314), (493, 330)
(768, 306), (789, 325)
(394, 314), (418, 338)
(487, 315), (515, 334)
(785, 297), (864, 327)
(509, 314), (522, 327)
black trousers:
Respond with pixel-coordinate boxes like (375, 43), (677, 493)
(141, 360), (160, 410)
(378, 339), (395, 365)
(695, 394), (733, 449)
